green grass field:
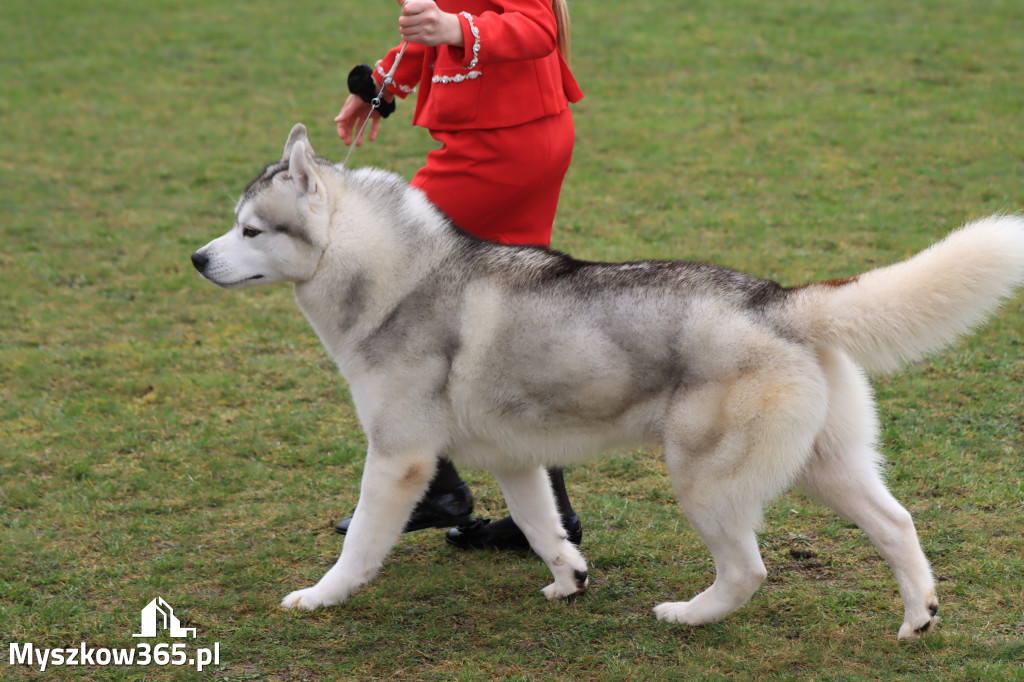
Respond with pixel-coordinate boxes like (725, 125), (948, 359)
(2, 0), (1023, 679)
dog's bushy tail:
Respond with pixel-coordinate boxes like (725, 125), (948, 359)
(788, 214), (1024, 373)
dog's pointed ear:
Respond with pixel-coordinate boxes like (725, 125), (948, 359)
(288, 140), (324, 198)
(283, 123), (311, 162)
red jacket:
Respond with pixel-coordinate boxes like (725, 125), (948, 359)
(374, 0), (584, 131)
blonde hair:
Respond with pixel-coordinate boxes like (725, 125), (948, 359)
(552, 0), (572, 65)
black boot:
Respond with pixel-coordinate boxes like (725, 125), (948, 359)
(445, 467), (580, 550)
(444, 511), (582, 550)
(334, 483), (474, 535)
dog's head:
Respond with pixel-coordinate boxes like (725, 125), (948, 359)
(191, 124), (330, 288)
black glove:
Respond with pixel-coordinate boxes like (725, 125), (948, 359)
(348, 64), (396, 118)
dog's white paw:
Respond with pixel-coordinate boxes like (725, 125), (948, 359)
(281, 587), (338, 611)
(653, 600), (712, 626)
(541, 568), (589, 600)
(897, 598), (939, 641)
(897, 614), (939, 641)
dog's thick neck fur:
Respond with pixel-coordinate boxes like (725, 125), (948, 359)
(289, 162), (469, 375)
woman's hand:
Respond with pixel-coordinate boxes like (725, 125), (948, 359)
(335, 93), (390, 146)
(398, 0), (464, 47)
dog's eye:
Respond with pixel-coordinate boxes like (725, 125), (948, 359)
(242, 226), (262, 238)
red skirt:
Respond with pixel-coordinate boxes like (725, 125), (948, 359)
(411, 108), (574, 248)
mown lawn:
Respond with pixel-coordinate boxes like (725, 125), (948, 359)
(2, 0), (1022, 679)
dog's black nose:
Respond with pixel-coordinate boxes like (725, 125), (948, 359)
(191, 251), (208, 273)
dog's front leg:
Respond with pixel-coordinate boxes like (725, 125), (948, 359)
(281, 448), (436, 610)
(493, 467), (589, 600)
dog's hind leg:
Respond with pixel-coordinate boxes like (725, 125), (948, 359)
(281, 447), (437, 610)
(653, 487), (769, 626)
(798, 454), (937, 640)
(655, 353), (828, 626)
(796, 348), (937, 640)
(492, 466), (589, 600)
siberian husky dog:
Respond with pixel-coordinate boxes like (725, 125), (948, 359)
(192, 124), (1024, 639)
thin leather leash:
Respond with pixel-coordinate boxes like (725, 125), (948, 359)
(342, 4), (410, 167)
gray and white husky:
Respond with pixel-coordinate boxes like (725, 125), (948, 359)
(192, 124), (1024, 639)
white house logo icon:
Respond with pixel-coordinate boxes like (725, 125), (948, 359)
(132, 597), (196, 638)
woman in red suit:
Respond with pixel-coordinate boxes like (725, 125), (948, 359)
(334, 0), (583, 550)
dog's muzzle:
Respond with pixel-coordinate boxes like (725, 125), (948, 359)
(191, 250), (209, 274)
